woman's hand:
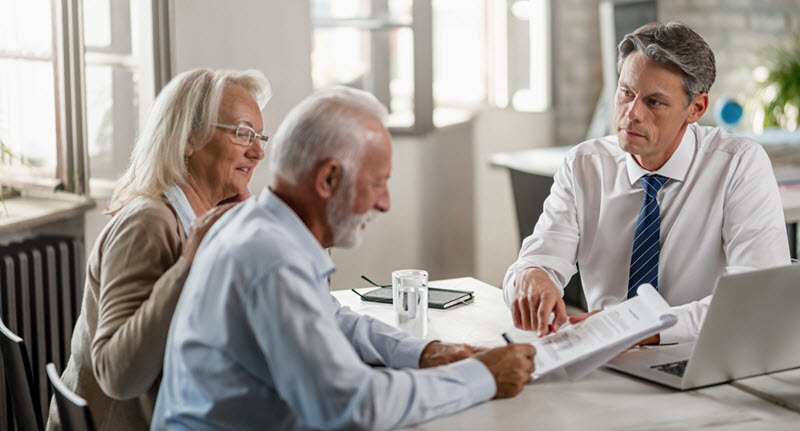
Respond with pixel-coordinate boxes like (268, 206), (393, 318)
(181, 203), (237, 262)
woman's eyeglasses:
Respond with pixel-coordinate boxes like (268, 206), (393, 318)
(211, 122), (269, 150)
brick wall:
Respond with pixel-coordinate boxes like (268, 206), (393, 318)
(552, 0), (603, 146)
(551, 0), (800, 145)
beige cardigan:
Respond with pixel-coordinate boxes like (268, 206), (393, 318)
(46, 196), (191, 431)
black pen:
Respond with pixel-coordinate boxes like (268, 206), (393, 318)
(501, 332), (514, 344)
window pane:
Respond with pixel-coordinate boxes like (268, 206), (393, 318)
(312, 26), (414, 129)
(83, 0), (112, 48)
(432, 0), (486, 107)
(85, 65), (113, 160)
(84, 0), (145, 181)
(0, 0), (52, 55)
(507, 0), (550, 111)
(85, 65), (139, 180)
(311, 0), (411, 20)
(389, 27), (414, 128)
(312, 28), (368, 88)
(0, 59), (57, 174)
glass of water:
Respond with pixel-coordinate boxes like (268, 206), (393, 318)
(392, 269), (428, 338)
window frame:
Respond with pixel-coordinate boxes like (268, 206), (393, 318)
(0, 0), (171, 197)
(310, 0), (552, 135)
(311, 0), (433, 135)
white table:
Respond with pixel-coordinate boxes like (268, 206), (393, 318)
(333, 277), (800, 430)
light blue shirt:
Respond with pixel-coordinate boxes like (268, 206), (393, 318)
(151, 188), (495, 431)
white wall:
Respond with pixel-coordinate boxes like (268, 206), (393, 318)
(473, 108), (554, 286)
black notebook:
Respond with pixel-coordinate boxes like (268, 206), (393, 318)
(355, 286), (474, 309)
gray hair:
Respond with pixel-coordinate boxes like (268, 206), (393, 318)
(269, 86), (388, 185)
(107, 68), (271, 215)
(617, 22), (716, 106)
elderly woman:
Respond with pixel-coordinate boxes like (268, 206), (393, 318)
(46, 68), (271, 430)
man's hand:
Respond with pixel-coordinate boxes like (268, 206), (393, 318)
(511, 268), (567, 336)
(419, 342), (486, 368)
(472, 344), (536, 399)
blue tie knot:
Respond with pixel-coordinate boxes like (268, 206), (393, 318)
(640, 175), (667, 194)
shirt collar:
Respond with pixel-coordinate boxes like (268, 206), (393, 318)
(257, 188), (336, 279)
(163, 183), (197, 238)
(626, 123), (696, 185)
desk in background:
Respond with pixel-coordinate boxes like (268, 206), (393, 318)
(333, 278), (800, 430)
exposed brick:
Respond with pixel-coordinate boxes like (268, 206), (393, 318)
(728, 32), (784, 53)
(691, 0), (720, 9)
(750, 12), (788, 32)
(710, 11), (748, 29)
(658, 0), (691, 13)
(723, 0), (757, 9)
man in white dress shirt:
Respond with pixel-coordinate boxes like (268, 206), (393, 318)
(503, 22), (790, 343)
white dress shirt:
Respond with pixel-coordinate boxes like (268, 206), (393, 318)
(152, 189), (495, 431)
(503, 124), (790, 343)
(162, 183), (196, 237)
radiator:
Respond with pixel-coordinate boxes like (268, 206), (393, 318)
(0, 236), (84, 431)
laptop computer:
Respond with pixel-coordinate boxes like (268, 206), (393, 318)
(605, 263), (800, 390)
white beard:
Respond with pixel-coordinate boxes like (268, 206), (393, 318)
(326, 181), (378, 249)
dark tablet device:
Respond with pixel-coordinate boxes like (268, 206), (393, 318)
(353, 286), (474, 309)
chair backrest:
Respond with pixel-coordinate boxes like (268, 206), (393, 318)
(46, 363), (96, 431)
(0, 318), (44, 431)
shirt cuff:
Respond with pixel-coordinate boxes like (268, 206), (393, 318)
(503, 263), (566, 308)
(659, 303), (702, 344)
(392, 336), (434, 369)
(443, 358), (497, 403)
(659, 314), (691, 344)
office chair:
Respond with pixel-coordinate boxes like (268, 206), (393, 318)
(46, 363), (96, 431)
(0, 318), (44, 431)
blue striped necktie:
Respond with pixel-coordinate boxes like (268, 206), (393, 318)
(628, 175), (667, 299)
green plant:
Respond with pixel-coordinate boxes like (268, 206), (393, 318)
(760, 36), (800, 130)
(0, 135), (29, 216)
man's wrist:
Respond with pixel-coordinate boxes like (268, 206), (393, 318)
(419, 341), (442, 368)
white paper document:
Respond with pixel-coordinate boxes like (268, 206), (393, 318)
(529, 284), (677, 380)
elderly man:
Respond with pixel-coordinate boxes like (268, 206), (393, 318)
(504, 22), (790, 343)
(151, 87), (536, 431)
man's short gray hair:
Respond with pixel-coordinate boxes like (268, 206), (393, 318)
(269, 86), (388, 185)
(108, 68), (271, 215)
(617, 22), (716, 106)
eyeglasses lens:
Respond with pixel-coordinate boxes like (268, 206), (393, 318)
(235, 126), (256, 147)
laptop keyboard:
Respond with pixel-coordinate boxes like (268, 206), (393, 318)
(651, 360), (688, 377)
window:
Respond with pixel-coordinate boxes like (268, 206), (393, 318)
(503, 0), (551, 112)
(0, 0), (167, 196)
(311, 0), (431, 132)
(0, 0), (60, 188)
(310, 0), (551, 133)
